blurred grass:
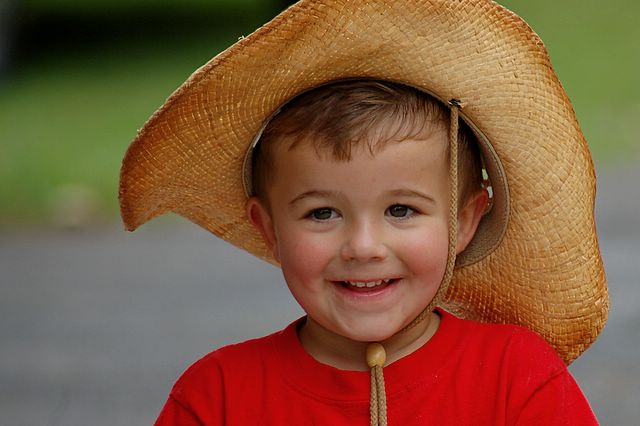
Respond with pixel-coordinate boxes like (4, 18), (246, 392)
(500, 0), (639, 161)
(0, 0), (638, 226)
(0, 3), (274, 225)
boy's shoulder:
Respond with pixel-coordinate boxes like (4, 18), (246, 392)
(156, 322), (299, 424)
(169, 319), (300, 395)
(436, 309), (568, 374)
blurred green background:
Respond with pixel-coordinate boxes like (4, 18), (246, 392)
(1, 0), (638, 227)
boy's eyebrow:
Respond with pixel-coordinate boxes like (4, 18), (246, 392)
(387, 189), (437, 204)
(289, 190), (344, 206)
(289, 189), (437, 206)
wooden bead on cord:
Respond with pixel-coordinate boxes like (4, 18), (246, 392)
(366, 343), (387, 368)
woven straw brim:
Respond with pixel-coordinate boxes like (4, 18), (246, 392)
(119, 0), (608, 363)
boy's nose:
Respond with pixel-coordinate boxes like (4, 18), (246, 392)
(340, 222), (388, 262)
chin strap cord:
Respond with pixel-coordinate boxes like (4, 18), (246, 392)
(366, 101), (461, 426)
(443, 99), (460, 293)
(367, 343), (387, 426)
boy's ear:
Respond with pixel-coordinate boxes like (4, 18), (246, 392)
(456, 189), (489, 254)
(246, 197), (280, 263)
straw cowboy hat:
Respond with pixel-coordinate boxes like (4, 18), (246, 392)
(119, 0), (608, 363)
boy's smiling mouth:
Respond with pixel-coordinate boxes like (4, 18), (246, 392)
(338, 278), (399, 291)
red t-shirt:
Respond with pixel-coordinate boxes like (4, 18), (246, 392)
(155, 310), (598, 425)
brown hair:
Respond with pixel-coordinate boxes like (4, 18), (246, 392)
(251, 80), (483, 206)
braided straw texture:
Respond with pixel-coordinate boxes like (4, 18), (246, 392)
(120, 0), (608, 363)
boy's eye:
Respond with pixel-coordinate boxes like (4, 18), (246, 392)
(310, 208), (337, 221)
(387, 204), (414, 218)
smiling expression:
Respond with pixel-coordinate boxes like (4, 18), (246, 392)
(248, 129), (459, 345)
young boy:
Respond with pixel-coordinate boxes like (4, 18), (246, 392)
(119, 0), (608, 424)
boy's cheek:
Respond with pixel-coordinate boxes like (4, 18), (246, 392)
(278, 237), (333, 271)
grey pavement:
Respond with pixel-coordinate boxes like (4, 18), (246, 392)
(1, 162), (639, 425)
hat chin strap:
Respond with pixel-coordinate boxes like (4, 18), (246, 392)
(365, 101), (460, 426)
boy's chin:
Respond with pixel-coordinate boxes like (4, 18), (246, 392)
(335, 320), (411, 344)
(334, 311), (436, 345)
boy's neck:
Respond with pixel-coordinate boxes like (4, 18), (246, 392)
(298, 311), (441, 371)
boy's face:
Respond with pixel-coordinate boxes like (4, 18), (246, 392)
(249, 131), (465, 343)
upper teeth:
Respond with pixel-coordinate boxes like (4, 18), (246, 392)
(346, 279), (391, 288)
